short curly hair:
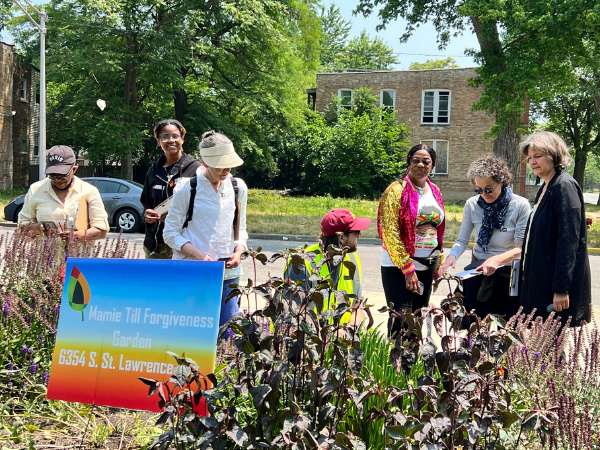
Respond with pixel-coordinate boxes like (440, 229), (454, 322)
(466, 155), (513, 187)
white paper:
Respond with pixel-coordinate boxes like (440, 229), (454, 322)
(454, 269), (482, 280)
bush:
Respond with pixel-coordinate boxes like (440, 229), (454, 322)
(506, 312), (600, 448)
(273, 88), (410, 198)
(144, 252), (545, 449)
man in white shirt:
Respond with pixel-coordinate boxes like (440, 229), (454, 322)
(18, 145), (109, 240)
(163, 131), (247, 334)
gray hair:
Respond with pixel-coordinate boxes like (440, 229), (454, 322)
(466, 155), (513, 186)
(519, 131), (572, 169)
(199, 130), (232, 149)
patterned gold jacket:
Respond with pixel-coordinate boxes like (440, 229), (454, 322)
(377, 177), (445, 275)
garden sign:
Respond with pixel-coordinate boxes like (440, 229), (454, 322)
(47, 258), (224, 412)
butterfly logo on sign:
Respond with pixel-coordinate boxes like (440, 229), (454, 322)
(67, 266), (91, 321)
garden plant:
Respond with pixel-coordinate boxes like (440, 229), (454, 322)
(1, 231), (599, 448)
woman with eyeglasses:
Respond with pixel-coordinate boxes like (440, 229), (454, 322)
(519, 131), (591, 326)
(378, 144), (446, 336)
(439, 156), (531, 320)
(140, 119), (200, 258)
(18, 145), (109, 240)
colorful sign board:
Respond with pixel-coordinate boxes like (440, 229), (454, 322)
(47, 258), (224, 412)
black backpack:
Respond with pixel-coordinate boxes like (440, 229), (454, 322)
(182, 176), (240, 240)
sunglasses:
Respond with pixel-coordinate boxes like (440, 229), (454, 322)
(474, 186), (496, 195)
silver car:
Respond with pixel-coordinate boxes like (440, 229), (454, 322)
(83, 177), (145, 233)
(3, 177), (145, 233)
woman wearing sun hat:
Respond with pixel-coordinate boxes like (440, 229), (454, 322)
(163, 130), (247, 332)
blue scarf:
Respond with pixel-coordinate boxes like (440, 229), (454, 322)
(477, 186), (512, 252)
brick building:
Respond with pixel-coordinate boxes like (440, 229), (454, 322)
(0, 41), (40, 190)
(313, 68), (534, 201)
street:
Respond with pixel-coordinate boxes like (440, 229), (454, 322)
(3, 226), (596, 304)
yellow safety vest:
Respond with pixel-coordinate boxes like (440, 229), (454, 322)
(285, 243), (363, 323)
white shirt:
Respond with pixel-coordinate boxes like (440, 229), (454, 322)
(162, 166), (248, 280)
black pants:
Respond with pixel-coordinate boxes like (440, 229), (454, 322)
(381, 265), (434, 337)
(462, 264), (517, 319)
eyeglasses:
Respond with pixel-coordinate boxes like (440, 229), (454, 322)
(158, 133), (182, 142)
(474, 186), (496, 195)
(410, 158), (432, 166)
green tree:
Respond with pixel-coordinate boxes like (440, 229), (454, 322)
(409, 57), (459, 70)
(9, 0), (320, 185)
(536, 71), (600, 189)
(0, 0), (10, 32)
(318, 4), (351, 70)
(334, 30), (397, 71)
(355, 0), (599, 176)
(275, 88), (410, 197)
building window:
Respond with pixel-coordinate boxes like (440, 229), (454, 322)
(380, 89), (396, 109)
(338, 89), (352, 108)
(421, 89), (450, 124)
(420, 139), (448, 175)
(19, 79), (28, 102)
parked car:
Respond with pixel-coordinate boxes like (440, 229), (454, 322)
(2, 177), (145, 233)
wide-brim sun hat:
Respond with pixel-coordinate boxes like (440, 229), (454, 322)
(200, 142), (244, 169)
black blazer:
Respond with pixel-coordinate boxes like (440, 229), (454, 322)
(519, 170), (591, 326)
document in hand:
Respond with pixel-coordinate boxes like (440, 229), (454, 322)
(154, 197), (171, 216)
(454, 268), (482, 280)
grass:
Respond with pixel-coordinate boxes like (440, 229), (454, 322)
(247, 189), (464, 239)
(2, 187), (599, 246)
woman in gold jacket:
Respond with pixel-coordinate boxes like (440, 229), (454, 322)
(378, 144), (446, 336)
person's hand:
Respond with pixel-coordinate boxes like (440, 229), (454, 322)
(19, 223), (43, 238)
(553, 293), (570, 312)
(405, 271), (420, 293)
(198, 252), (215, 261)
(438, 255), (456, 275)
(144, 209), (160, 224)
(226, 251), (242, 269)
(476, 256), (502, 276)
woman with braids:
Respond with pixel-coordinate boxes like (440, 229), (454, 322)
(439, 156), (531, 319)
(141, 119), (200, 258)
(519, 131), (591, 326)
(378, 144), (446, 336)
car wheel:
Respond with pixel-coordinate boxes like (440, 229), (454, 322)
(115, 208), (140, 233)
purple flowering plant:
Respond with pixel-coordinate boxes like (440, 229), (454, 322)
(0, 231), (133, 404)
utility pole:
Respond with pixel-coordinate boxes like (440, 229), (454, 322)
(11, 0), (46, 180)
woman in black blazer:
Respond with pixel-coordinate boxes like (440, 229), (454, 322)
(519, 131), (591, 326)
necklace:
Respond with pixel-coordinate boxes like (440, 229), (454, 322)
(414, 183), (427, 195)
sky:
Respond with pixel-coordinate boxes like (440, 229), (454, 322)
(323, 0), (480, 69)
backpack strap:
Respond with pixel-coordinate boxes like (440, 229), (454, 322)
(232, 177), (240, 241)
(182, 175), (197, 229)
